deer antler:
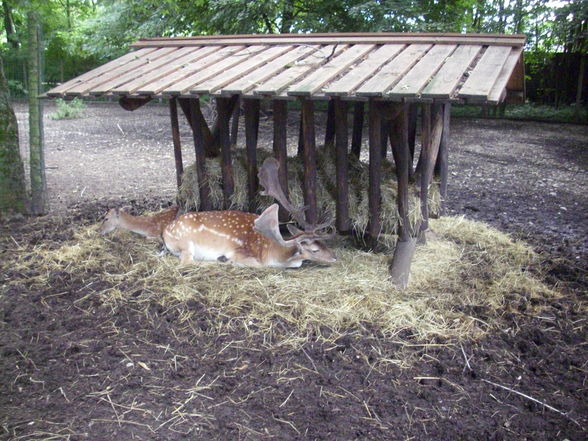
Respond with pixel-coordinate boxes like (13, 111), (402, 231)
(258, 157), (332, 234)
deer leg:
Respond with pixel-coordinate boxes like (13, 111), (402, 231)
(179, 251), (194, 264)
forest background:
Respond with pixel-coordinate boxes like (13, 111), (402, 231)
(1, 0), (586, 111)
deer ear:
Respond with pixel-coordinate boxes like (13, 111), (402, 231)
(254, 204), (292, 248)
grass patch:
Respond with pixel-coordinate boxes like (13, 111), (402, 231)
(50, 98), (87, 120)
(452, 103), (587, 124)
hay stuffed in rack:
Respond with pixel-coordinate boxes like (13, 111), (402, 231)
(178, 148), (440, 249)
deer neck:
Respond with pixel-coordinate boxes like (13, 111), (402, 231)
(119, 211), (158, 237)
(265, 240), (302, 268)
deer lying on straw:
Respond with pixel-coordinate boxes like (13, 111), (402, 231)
(163, 158), (336, 267)
(100, 158), (336, 268)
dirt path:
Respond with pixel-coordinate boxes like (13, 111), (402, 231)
(2, 101), (586, 441)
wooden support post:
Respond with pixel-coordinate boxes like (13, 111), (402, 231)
(297, 114), (304, 158)
(244, 98), (260, 211)
(380, 117), (389, 159)
(169, 97), (184, 189)
(368, 99), (382, 247)
(407, 103), (418, 179)
(324, 99), (336, 149)
(334, 98), (350, 233)
(435, 103), (451, 215)
(351, 101), (364, 159)
(179, 97), (217, 158)
(389, 103), (416, 289)
(273, 100), (290, 221)
(216, 97), (234, 209)
(300, 98), (318, 225)
(414, 104), (431, 178)
(230, 96), (240, 147)
(419, 104), (443, 242)
(189, 98), (212, 211)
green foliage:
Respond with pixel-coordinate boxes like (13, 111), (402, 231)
(451, 103), (588, 124)
(503, 103), (587, 123)
(50, 98), (87, 120)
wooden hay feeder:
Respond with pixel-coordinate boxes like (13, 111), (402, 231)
(46, 33), (526, 288)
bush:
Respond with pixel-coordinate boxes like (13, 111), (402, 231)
(50, 98), (87, 119)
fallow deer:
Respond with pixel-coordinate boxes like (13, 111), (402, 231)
(162, 158), (336, 268)
(99, 205), (180, 239)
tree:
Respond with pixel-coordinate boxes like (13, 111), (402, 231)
(0, 60), (27, 215)
(27, 9), (47, 215)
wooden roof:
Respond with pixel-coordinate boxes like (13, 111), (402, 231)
(46, 33), (526, 104)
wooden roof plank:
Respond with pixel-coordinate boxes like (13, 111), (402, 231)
(162, 46), (266, 95)
(188, 45), (294, 94)
(63, 47), (181, 96)
(132, 33), (526, 48)
(356, 44), (432, 96)
(252, 45), (346, 96)
(287, 44), (376, 96)
(217, 45), (317, 95)
(110, 46), (218, 95)
(487, 47), (524, 104)
(137, 45), (244, 95)
(46, 48), (159, 96)
(421, 44), (482, 99)
(323, 44), (406, 96)
(89, 47), (200, 95)
(458, 45), (512, 100)
(387, 44), (457, 98)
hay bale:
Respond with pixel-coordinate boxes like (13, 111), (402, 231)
(178, 148), (441, 245)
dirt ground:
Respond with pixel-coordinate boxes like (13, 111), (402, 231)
(1, 101), (587, 440)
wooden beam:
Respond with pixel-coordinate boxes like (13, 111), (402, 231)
(230, 96), (240, 147)
(407, 103), (418, 180)
(300, 98), (318, 225)
(189, 98), (212, 210)
(119, 96), (152, 111)
(334, 98), (350, 233)
(419, 104), (443, 241)
(389, 103), (411, 241)
(414, 104), (431, 179)
(324, 99), (336, 148)
(216, 96), (235, 208)
(169, 97), (184, 189)
(178, 97), (217, 157)
(351, 101), (364, 159)
(380, 117), (389, 159)
(132, 33), (527, 48)
(368, 99), (382, 247)
(388, 103), (417, 288)
(244, 98), (260, 211)
(272, 100), (290, 221)
(435, 103), (451, 214)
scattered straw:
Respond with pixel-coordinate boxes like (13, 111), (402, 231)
(6, 216), (557, 348)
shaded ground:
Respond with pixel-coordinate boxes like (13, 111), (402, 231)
(1, 102), (587, 440)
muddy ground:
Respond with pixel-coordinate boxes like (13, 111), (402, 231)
(1, 101), (587, 440)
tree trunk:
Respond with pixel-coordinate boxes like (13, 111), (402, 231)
(575, 55), (585, 121)
(28, 10), (48, 215)
(2, 0), (19, 49)
(0, 61), (27, 215)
